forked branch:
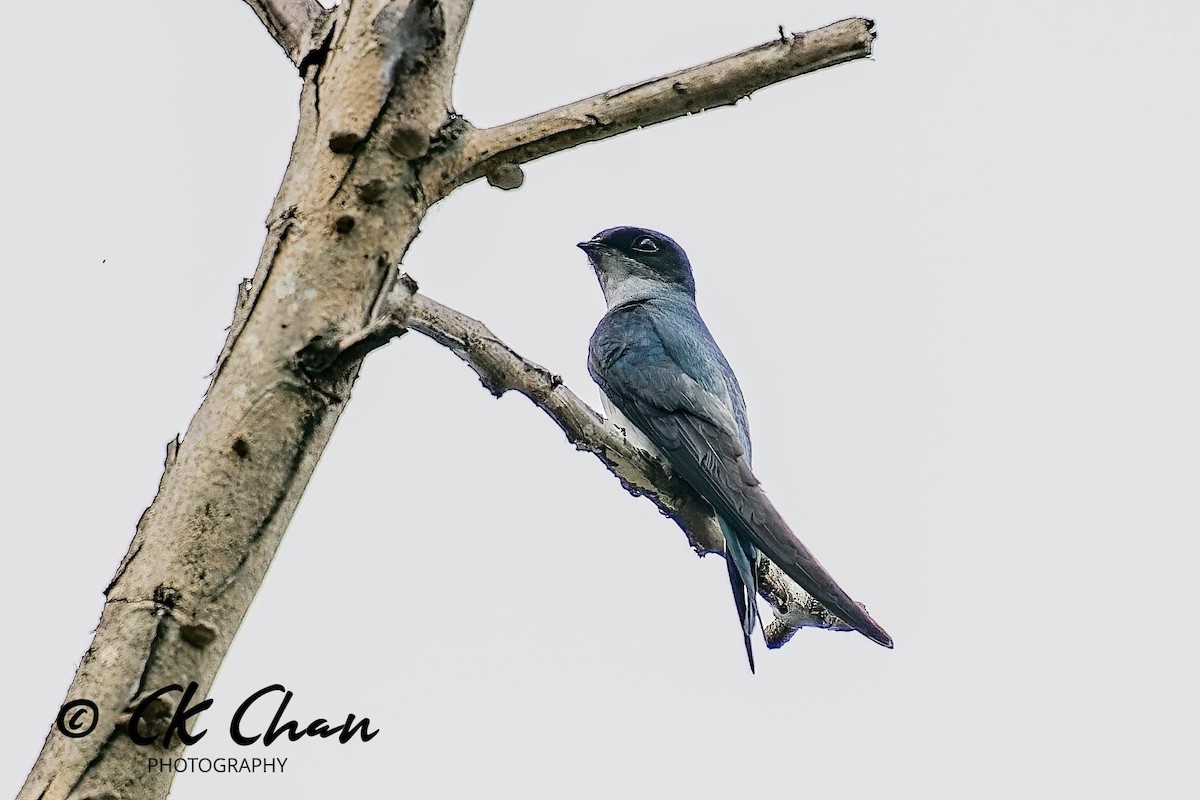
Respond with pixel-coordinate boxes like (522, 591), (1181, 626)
(19, 7), (880, 800)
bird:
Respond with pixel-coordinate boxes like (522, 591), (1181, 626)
(578, 225), (892, 671)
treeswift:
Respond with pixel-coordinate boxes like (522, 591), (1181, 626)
(578, 226), (892, 671)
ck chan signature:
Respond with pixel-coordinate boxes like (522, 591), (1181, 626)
(56, 682), (379, 748)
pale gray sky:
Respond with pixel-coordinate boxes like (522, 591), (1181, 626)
(2, 1), (1197, 798)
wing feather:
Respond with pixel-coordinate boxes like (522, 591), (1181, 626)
(590, 303), (892, 648)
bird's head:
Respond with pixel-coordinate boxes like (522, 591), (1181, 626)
(577, 226), (696, 306)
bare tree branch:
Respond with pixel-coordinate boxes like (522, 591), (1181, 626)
(360, 278), (866, 644)
(21, 10), (877, 797)
(454, 18), (876, 188)
(20, 3), (475, 799)
(240, 0), (326, 65)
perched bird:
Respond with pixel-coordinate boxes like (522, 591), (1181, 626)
(578, 226), (892, 671)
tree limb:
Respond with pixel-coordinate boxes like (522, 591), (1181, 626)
(20, 10), (877, 797)
(453, 17), (876, 189)
(19, 3), (473, 799)
(240, 0), (326, 65)
(364, 278), (865, 645)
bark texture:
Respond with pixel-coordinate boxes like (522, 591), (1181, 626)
(243, 0), (325, 64)
(17, 6), (876, 798)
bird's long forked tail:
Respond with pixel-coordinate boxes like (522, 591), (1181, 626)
(731, 502), (894, 650)
(721, 518), (760, 673)
(682, 449), (894, 651)
(661, 426), (894, 651)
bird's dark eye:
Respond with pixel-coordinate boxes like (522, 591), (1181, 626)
(631, 236), (659, 254)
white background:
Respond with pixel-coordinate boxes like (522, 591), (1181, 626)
(2, 1), (1197, 798)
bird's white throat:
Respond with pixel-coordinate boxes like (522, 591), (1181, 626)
(599, 272), (681, 309)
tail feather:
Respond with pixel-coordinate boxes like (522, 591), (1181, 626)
(721, 519), (759, 673)
(729, 508), (894, 649)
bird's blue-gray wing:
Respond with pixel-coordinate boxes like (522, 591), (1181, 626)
(589, 303), (892, 649)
